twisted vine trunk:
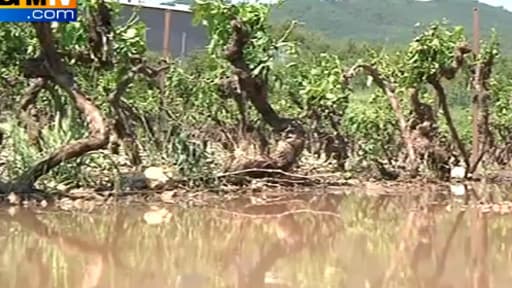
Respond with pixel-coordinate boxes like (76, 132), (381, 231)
(469, 54), (495, 174)
(88, 0), (114, 67)
(18, 78), (46, 150)
(223, 19), (305, 173)
(406, 87), (451, 178)
(423, 44), (473, 175)
(108, 66), (142, 166)
(429, 78), (470, 168)
(0, 23), (109, 194)
(107, 61), (169, 165)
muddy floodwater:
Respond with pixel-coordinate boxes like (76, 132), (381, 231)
(1, 183), (512, 287)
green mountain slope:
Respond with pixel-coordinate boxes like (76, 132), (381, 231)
(269, 0), (512, 51)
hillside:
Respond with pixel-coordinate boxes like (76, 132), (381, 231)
(164, 0), (512, 51)
(269, 0), (512, 51)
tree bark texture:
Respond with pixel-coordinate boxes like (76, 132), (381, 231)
(18, 78), (46, 150)
(223, 19), (305, 174)
(469, 53), (495, 174)
(0, 23), (109, 194)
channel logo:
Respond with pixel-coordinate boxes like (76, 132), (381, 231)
(0, 0), (77, 22)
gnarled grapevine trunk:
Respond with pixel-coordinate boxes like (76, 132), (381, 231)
(88, 0), (114, 68)
(343, 63), (459, 179)
(406, 87), (453, 179)
(0, 23), (109, 195)
(107, 61), (169, 165)
(18, 78), (46, 150)
(429, 77), (469, 168)
(426, 44), (473, 173)
(469, 52), (495, 174)
(223, 19), (305, 174)
(108, 66), (142, 166)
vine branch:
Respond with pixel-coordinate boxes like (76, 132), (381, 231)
(343, 63), (417, 170)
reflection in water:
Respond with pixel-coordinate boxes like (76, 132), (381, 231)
(0, 184), (512, 287)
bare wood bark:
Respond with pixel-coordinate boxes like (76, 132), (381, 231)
(429, 78), (470, 169)
(0, 23), (109, 194)
(18, 78), (46, 150)
(409, 87), (435, 129)
(223, 19), (305, 174)
(156, 58), (170, 151)
(107, 59), (169, 165)
(405, 44), (466, 167)
(435, 44), (475, 175)
(225, 20), (288, 129)
(440, 44), (472, 80)
(470, 13), (483, 175)
(407, 87), (451, 179)
(108, 66), (143, 166)
(469, 55), (495, 174)
(87, 0), (114, 68)
(471, 66), (482, 171)
(218, 75), (250, 134)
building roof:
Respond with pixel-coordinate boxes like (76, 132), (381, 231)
(111, 0), (192, 13)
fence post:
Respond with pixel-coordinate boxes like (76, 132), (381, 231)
(163, 9), (172, 58)
(473, 7), (480, 55)
(470, 7), (481, 171)
(181, 32), (187, 57)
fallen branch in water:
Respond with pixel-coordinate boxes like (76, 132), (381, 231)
(217, 168), (334, 179)
(215, 168), (351, 186)
(211, 208), (342, 219)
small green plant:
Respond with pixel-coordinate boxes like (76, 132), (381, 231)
(273, 52), (349, 120)
(344, 92), (398, 161)
(3, 108), (116, 190)
(404, 22), (466, 85)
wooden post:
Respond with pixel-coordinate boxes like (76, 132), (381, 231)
(473, 7), (480, 55)
(181, 32), (187, 57)
(470, 7), (481, 172)
(163, 9), (171, 58)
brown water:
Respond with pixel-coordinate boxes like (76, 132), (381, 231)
(1, 184), (512, 288)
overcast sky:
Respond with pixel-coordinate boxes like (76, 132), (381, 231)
(480, 0), (512, 10)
